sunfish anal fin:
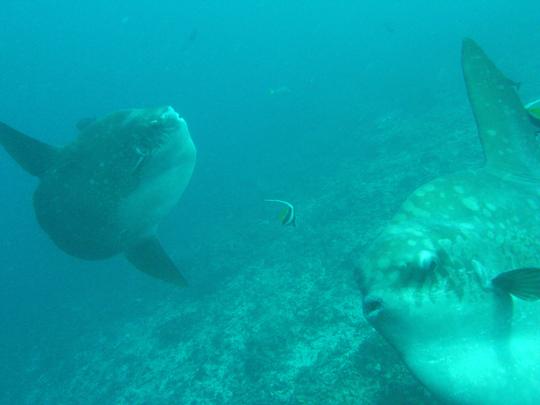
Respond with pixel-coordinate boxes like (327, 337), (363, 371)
(492, 267), (540, 301)
(462, 38), (540, 178)
(0, 122), (59, 177)
(125, 236), (188, 287)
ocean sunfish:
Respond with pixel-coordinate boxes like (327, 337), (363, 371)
(358, 39), (540, 404)
(0, 106), (196, 287)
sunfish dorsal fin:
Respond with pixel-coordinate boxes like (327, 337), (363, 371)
(125, 236), (188, 287)
(0, 122), (60, 177)
(462, 38), (540, 178)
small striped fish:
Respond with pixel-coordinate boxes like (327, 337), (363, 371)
(264, 199), (296, 226)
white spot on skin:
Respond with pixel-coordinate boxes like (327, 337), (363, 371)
(411, 207), (430, 218)
(462, 197), (480, 211)
(406, 228), (424, 237)
(421, 239), (435, 250)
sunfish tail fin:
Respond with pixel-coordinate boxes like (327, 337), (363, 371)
(0, 122), (59, 177)
(125, 236), (188, 287)
(492, 267), (540, 301)
(461, 38), (540, 178)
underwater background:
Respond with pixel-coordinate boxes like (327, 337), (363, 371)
(1, 0), (539, 403)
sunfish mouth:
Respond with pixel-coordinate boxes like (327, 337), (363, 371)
(133, 106), (188, 173)
(363, 295), (384, 319)
(150, 106), (182, 132)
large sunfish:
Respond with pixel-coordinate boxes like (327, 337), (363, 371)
(359, 39), (540, 404)
(0, 106), (196, 286)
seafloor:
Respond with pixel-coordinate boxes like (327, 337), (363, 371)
(2, 94), (483, 404)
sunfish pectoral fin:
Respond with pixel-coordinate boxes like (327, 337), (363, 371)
(125, 236), (188, 287)
(0, 122), (60, 177)
(492, 267), (540, 301)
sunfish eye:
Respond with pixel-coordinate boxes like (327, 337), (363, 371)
(418, 250), (438, 273)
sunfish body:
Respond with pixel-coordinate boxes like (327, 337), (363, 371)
(0, 106), (196, 286)
(359, 39), (540, 404)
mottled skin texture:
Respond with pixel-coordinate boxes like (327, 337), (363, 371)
(359, 40), (540, 404)
(35, 111), (144, 259)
